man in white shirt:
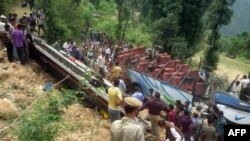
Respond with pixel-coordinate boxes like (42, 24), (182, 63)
(158, 119), (184, 141)
(240, 75), (250, 88)
(63, 39), (76, 54)
(239, 75), (250, 101)
(0, 16), (13, 32)
(63, 40), (70, 51)
(105, 46), (111, 62)
(230, 81), (240, 98)
(97, 52), (106, 77)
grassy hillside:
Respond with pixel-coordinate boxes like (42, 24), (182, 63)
(215, 54), (250, 80)
(192, 51), (250, 81)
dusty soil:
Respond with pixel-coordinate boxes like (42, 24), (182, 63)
(56, 104), (110, 141)
(0, 44), (110, 141)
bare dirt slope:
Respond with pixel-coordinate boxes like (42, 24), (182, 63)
(0, 43), (110, 141)
(0, 44), (57, 140)
(56, 104), (110, 141)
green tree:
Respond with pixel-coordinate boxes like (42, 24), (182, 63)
(236, 33), (250, 59)
(38, 0), (94, 43)
(151, 0), (183, 54)
(150, 0), (211, 58)
(36, 0), (151, 45)
(138, 0), (152, 25)
(90, 0), (101, 9)
(115, 0), (130, 41)
(170, 37), (187, 60)
(0, 0), (7, 14)
(72, 0), (82, 5)
(115, 0), (142, 41)
(44, 5), (65, 43)
(179, 0), (212, 55)
(203, 0), (235, 72)
(0, 0), (16, 15)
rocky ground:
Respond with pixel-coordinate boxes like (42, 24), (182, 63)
(0, 44), (110, 141)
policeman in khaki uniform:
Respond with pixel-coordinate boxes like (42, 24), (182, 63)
(110, 97), (144, 141)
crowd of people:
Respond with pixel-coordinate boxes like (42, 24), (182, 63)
(107, 72), (250, 141)
(0, 15), (33, 65)
(108, 82), (229, 141)
(0, 0), (46, 65)
(52, 29), (132, 81)
(54, 28), (220, 141)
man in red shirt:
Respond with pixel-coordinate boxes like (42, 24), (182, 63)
(139, 92), (165, 139)
(167, 104), (176, 123)
(180, 109), (192, 141)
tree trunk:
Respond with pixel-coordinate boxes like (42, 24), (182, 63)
(0, 0), (6, 14)
(116, 0), (123, 41)
(121, 19), (129, 40)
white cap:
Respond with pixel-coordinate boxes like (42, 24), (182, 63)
(0, 15), (6, 19)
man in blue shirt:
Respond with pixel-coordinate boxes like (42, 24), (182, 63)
(118, 78), (126, 96)
(132, 87), (144, 102)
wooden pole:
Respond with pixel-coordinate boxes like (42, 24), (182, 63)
(210, 78), (215, 105)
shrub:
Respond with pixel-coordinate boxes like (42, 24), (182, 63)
(16, 90), (76, 141)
